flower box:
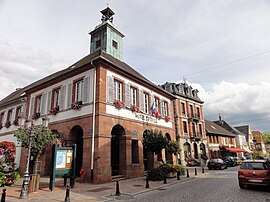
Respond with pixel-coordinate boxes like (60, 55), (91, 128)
(13, 119), (19, 126)
(113, 100), (125, 109)
(50, 105), (59, 115)
(71, 101), (82, 110)
(4, 121), (11, 128)
(165, 116), (171, 122)
(32, 112), (40, 120)
(130, 104), (139, 112)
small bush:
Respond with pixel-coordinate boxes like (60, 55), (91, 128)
(147, 168), (165, 181)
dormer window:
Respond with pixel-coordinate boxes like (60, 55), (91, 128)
(112, 40), (118, 49)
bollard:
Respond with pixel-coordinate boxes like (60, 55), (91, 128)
(163, 175), (167, 184)
(64, 185), (70, 202)
(202, 166), (205, 174)
(145, 176), (150, 188)
(177, 171), (180, 180)
(195, 168), (197, 176)
(186, 169), (189, 178)
(1, 189), (6, 202)
(115, 180), (121, 196)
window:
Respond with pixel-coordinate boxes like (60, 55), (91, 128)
(181, 102), (186, 115)
(114, 79), (123, 101)
(96, 39), (101, 49)
(183, 121), (188, 133)
(74, 79), (83, 102)
(162, 101), (169, 117)
(52, 88), (60, 108)
(130, 87), (137, 106)
(132, 140), (139, 164)
(5, 109), (12, 128)
(112, 40), (118, 49)
(143, 92), (149, 113)
(198, 124), (202, 135)
(35, 95), (42, 113)
(196, 107), (200, 119)
(189, 105), (194, 117)
(154, 97), (159, 112)
(192, 123), (196, 136)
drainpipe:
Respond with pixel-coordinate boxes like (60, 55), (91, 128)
(90, 60), (97, 182)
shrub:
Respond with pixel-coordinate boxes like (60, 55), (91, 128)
(147, 168), (165, 181)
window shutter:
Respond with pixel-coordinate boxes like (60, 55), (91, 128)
(168, 102), (171, 118)
(21, 104), (26, 117)
(160, 99), (164, 117)
(83, 76), (90, 104)
(30, 97), (34, 117)
(107, 76), (114, 103)
(40, 92), (47, 115)
(139, 90), (144, 112)
(67, 83), (72, 108)
(60, 85), (66, 110)
(11, 109), (15, 122)
(124, 83), (131, 108)
(47, 91), (52, 113)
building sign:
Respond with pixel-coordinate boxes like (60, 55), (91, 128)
(49, 145), (76, 191)
(135, 113), (157, 123)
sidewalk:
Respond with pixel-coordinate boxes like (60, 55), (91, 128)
(1, 167), (206, 202)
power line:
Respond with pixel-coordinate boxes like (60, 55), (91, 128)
(182, 50), (270, 78)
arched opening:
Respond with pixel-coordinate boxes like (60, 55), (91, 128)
(111, 124), (125, 176)
(193, 143), (198, 159)
(143, 130), (154, 171)
(200, 143), (206, 156)
(70, 126), (83, 177)
(165, 133), (173, 164)
(184, 142), (191, 158)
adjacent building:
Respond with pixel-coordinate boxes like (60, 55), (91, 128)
(161, 82), (207, 165)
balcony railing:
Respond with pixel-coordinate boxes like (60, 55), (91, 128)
(188, 113), (200, 121)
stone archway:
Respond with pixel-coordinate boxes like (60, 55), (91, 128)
(165, 133), (173, 164)
(70, 125), (83, 177)
(111, 124), (126, 176)
(194, 142), (198, 159)
(184, 142), (191, 158)
(143, 130), (154, 171)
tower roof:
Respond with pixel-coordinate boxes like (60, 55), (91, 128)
(101, 7), (114, 22)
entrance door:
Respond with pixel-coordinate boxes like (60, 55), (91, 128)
(70, 126), (83, 177)
(194, 143), (198, 159)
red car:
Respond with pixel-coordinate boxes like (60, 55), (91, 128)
(238, 160), (270, 189)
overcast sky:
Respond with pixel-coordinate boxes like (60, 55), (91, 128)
(1, 0), (270, 131)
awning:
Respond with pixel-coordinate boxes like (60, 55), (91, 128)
(226, 147), (246, 152)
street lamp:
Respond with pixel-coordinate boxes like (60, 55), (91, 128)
(19, 121), (36, 199)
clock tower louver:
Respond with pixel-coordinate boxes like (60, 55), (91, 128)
(89, 7), (124, 60)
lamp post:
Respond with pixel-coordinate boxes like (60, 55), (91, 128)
(20, 122), (36, 199)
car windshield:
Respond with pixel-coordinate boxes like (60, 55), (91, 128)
(241, 162), (269, 170)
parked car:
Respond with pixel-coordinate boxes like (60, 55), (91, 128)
(222, 157), (236, 167)
(208, 158), (227, 170)
(238, 160), (270, 189)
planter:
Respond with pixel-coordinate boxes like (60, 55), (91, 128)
(166, 172), (176, 178)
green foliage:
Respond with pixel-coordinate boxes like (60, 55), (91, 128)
(147, 168), (165, 181)
(142, 130), (167, 155)
(167, 140), (180, 155)
(12, 171), (20, 182)
(252, 151), (265, 159)
(14, 126), (57, 161)
(262, 132), (270, 144)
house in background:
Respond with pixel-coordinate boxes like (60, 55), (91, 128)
(205, 120), (237, 158)
(161, 82), (207, 165)
(214, 116), (248, 157)
(251, 130), (267, 154)
(234, 125), (253, 155)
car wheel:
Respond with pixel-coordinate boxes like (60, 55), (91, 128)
(239, 183), (245, 189)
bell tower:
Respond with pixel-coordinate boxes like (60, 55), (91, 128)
(89, 7), (124, 60)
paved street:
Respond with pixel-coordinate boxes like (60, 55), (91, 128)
(129, 167), (270, 202)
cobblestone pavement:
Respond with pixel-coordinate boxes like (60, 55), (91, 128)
(0, 167), (218, 202)
(129, 167), (270, 202)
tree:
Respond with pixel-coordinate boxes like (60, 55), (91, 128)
(142, 129), (167, 160)
(13, 126), (58, 171)
(166, 140), (180, 156)
(262, 132), (270, 144)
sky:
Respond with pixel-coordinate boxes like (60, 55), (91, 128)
(1, 0), (270, 131)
